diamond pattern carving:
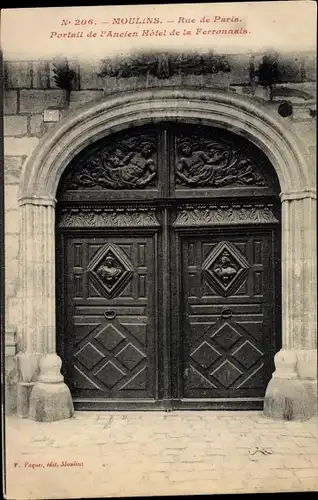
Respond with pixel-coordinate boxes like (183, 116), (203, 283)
(95, 324), (126, 351)
(115, 343), (146, 370)
(211, 323), (242, 350)
(210, 360), (243, 387)
(232, 341), (263, 369)
(95, 361), (126, 389)
(190, 341), (221, 369)
(87, 243), (133, 299)
(74, 342), (105, 370)
(202, 241), (249, 297)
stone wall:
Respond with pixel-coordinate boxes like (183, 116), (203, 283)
(3, 54), (316, 413)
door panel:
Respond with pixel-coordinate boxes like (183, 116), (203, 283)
(64, 235), (156, 401)
(56, 123), (281, 410)
(181, 231), (277, 402)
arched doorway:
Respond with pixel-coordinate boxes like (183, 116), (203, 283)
(18, 89), (316, 421)
(55, 122), (281, 410)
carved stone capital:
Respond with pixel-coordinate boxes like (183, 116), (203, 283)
(18, 196), (56, 207)
(280, 189), (316, 202)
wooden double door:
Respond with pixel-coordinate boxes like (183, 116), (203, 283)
(57, 209), (281, 410)
(56, 122), (281, 410)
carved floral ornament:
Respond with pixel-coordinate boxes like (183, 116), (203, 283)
(57, 206), (160, 228)
(173, 204), (279, 227)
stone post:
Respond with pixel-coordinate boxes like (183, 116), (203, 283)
(264, 189), (317, 420)
(16, 197), (74, 421)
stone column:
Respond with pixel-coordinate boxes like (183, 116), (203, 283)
(264, 189), (317, 420)
(16, 197), (74, 421)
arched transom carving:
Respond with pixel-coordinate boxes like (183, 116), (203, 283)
(58, 123), (279, 199)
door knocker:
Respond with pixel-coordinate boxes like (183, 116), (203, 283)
(220, 308), (232, 319)
(104, 309), (116, 320)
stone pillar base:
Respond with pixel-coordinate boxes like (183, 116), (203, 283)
(28, 354), (74, 422)
(29, 381), (74, 422)
(17, 382), (34, 418)
(264, 377), (314, 421)
(264, 349), (317, 421)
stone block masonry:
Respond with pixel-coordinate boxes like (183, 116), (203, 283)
(4, 91), (18, 115)
(4, 116), (28, 137)
(19, 90), (66, 114)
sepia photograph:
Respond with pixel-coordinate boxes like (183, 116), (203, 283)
(1, 1), (317, 498)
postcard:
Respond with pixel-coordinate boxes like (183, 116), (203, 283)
(2, 2), (317, 499)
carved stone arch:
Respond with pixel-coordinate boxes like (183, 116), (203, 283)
(17, 88), (316, 422)
(19, 88), (313, 199)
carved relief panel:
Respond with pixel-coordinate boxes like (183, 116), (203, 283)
(58, 126), (160, 200)
(175, 126), (269, 192)
(58, 123), (279, 201)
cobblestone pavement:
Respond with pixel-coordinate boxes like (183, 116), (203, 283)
(4, 411), (318, 499)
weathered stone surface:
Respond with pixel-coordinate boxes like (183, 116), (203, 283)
(5, 137), (39, 157)
(17, 383), (34, 418)
(5, 185), (19, 211)
(264, 376), (314, 421)
(19, 89), (66, 113)
(5, 258), (19, 297)
(4, 116), (28, 137)
(69, 90), (104, 109)
(4, 156), (24, 185)
(29, 381), (74, 422)
(6, 296), (21, 329)
(32, 60), (50, 89)
(5, 210), (20, 235)
(28, 355), (74, 422)
(29, 114), (49, 138)
(4, 327), (17, 416)
(4, 91), (18, 114)
(74, 61), (103, 90)
(5, 61), (32, 89)
(5, 235), (19, 264)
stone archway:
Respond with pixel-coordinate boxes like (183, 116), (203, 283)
(17, 88), (316, 421)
